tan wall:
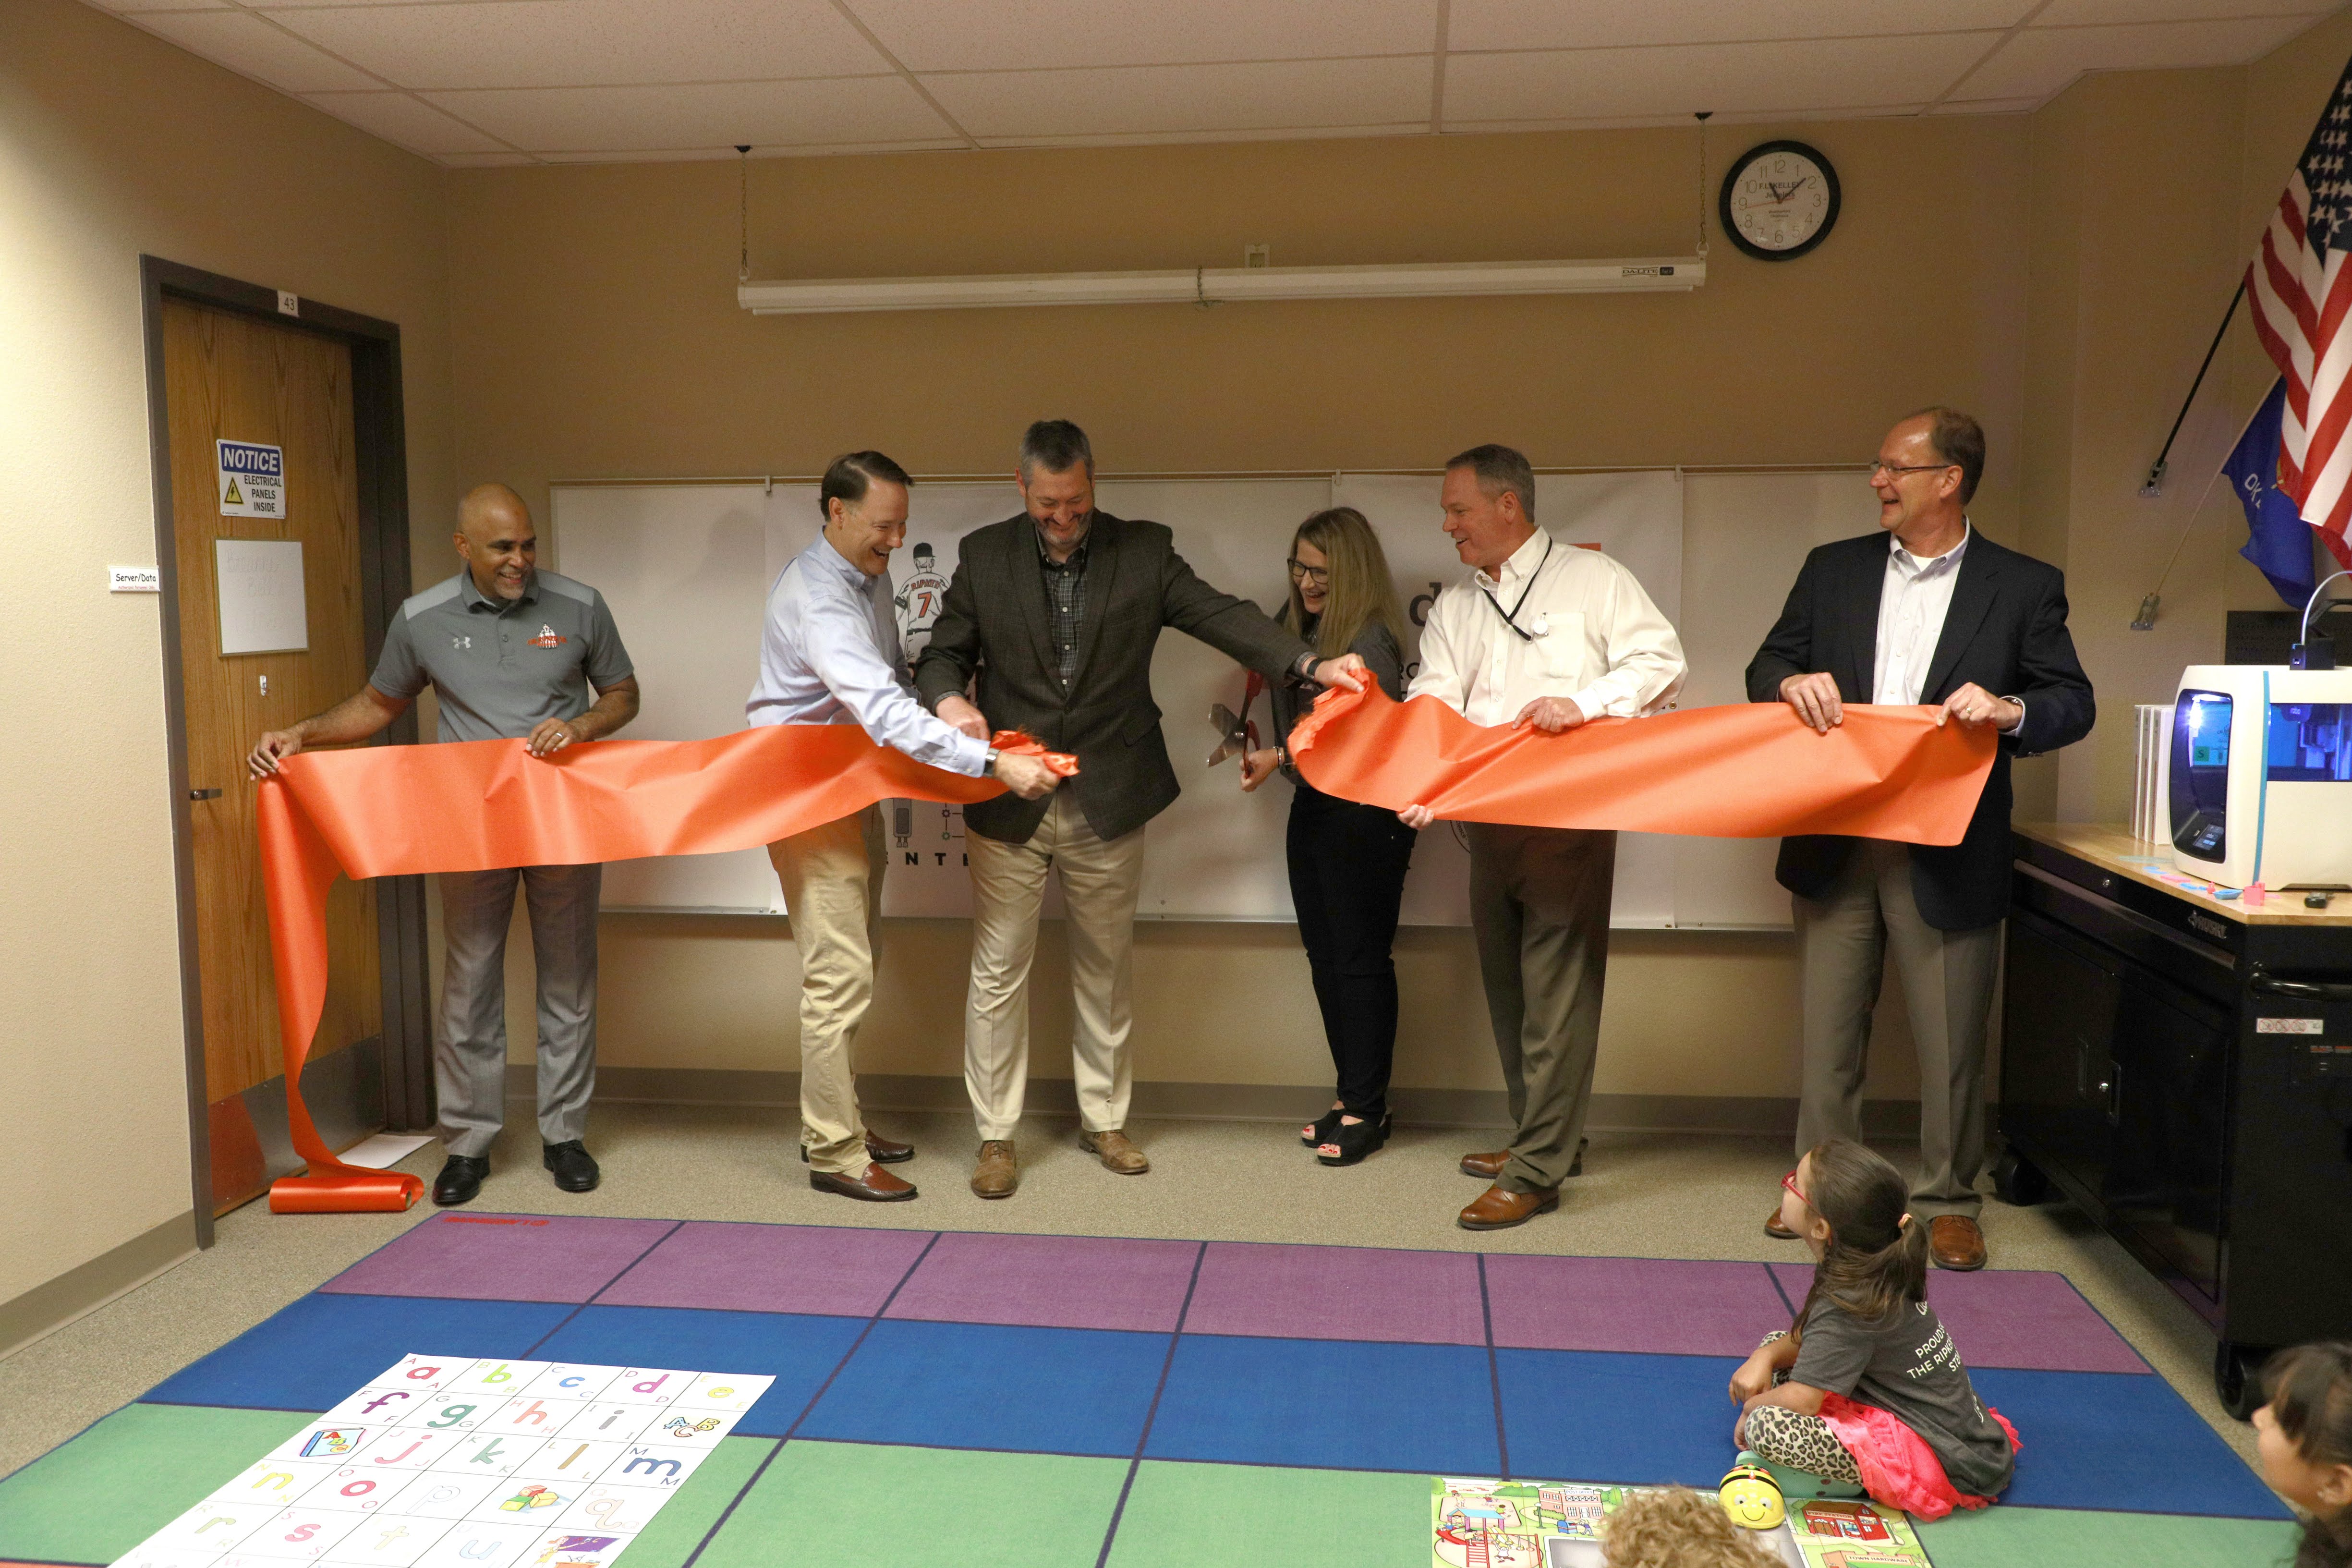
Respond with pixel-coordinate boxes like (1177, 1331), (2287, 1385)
(0, 0), (454, 1308)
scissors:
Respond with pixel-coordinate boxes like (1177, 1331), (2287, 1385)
(1206, 670), (1266, 766)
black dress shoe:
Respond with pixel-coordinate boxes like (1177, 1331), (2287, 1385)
(433, 1155), (489, 1207)
(543, 1140), (600, 1193)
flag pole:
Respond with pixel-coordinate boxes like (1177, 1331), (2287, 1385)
(2141, 280), (2247, 497)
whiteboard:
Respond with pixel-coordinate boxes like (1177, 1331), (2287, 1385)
(550, 470), (1845, 929)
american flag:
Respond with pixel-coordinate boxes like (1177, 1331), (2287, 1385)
(2249, 51), (2352, 567)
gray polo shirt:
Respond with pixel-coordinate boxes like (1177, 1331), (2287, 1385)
(371, 569), (633, 742)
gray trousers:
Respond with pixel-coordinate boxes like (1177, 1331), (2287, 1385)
(437, 863), (601, 1158)
(1793, 840), (2000, 1219)
(1467, 825), (1616, 1193)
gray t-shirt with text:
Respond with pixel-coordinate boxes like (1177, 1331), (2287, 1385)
(1790, 1294), (2014, 1495)
(371, 570), (633, 743)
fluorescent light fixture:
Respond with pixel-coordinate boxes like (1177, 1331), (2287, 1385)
(738, 256), (1705, 316)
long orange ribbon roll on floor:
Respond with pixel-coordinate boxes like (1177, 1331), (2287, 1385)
(256, 726), (1067, 1214)
(1287, 685), (1996, 843)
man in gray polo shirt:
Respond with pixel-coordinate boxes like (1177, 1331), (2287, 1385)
(249, 483), (639, 1207)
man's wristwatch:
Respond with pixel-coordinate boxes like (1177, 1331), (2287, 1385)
(983, 746), (1001, 777)
(1293, 653), (1320, 682)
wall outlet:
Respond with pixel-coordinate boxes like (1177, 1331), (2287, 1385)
(1244, 244), (1270, 268)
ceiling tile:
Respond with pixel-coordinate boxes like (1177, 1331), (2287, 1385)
(129, 10), (384, 92)
(260, 0), (891, 90)
(418, 76), (959, 152)
(1443, 32), (1994, 123)
(2034, 0), (2323, 23)
(919, 56), (1435, 139)
(1960, 15), (2318, 97)
(845, 0), (1438, 73)
(1447, 0), (2032, 51)
(301, 89), (509, 153)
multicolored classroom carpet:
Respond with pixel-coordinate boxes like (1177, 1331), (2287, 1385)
(0, 1215), (2297, 1567)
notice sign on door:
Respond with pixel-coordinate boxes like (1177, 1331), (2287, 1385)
(217, 438), (285, 518)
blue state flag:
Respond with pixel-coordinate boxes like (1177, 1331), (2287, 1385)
(2229, 377), (2313, 609)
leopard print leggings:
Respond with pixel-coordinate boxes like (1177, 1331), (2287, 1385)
(1744, 1331), (1862, 1483)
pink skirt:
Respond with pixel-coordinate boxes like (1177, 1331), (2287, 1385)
(1815, 1392), (2022, 1520)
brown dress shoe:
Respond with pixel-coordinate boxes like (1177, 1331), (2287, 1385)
(1460, 1138), (1586, 1181)
(1080, 1128), (1150, 1174)
(1457, 1183), (1560, 1230)
(1929, 1215), (1988, 1271)
(970, 1140), (1018, 1199)
(1765, 1206), (1798, 1240)
(800, 1133), (914, 1166)
(809, 1162), (917, 1203)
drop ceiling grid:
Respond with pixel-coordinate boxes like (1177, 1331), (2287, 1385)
(80, 0), (2346, 165)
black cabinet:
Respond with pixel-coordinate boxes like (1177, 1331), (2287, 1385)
(2001, 833), (2352, 1416)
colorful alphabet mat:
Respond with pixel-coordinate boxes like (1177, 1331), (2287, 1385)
(0, 1214), (2304, 1568)
(105, 1354), (772, 1568)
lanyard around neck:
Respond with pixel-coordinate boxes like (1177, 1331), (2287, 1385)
(1478, 536), (1553, 642)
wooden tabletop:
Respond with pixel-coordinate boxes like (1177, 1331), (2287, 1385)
(2015, 822), (2352, 926)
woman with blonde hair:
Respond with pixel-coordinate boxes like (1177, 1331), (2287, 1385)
(1240, 507), (1417, 1166)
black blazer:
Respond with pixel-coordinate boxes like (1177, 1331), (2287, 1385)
(914, 511), (1311, 844)
(1745, 530), (2094, 930)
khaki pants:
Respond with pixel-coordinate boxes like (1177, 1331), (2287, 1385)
(768, 805), (886, 1177)
(964, 791), (1148, 1140)
(1467, 825), (1616, 1193)
(1793, 839), (2000, 1219)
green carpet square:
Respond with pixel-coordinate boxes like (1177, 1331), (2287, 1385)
(695, 1439), (1128, 1568)
(0, 1403), (310, 1563)
(1916, 1504), (2304, 1567)
(1104, 1459), (1434, 1568)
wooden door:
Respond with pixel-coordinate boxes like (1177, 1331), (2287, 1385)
(163, 298), (383, 1212)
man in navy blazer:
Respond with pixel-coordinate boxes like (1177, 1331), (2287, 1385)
(1747, 408), (2093, 1271)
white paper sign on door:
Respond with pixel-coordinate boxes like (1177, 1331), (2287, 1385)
(217, 538), (308, 655)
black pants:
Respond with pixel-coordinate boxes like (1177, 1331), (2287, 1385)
(1286, 782), (1417, 1120)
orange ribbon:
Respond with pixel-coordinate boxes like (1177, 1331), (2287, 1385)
(257, 725), (1065, 1213)
(1287, 685), (1994, 843)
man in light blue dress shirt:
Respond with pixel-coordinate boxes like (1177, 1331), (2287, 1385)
(749, 451), (1062, 1203)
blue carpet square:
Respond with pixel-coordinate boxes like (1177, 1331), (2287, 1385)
(140, 1292), (574, 1411)
(532, 1304), (868, 1436)
(1147, 1335), (1500, 1474)
(1972, 1368), (2289, 1519)
(1499, 1348), (1745, 1486)
(800, 1320), (1166, 1458)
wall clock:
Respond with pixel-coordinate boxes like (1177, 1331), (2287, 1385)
(1719, 140), (1841, 261)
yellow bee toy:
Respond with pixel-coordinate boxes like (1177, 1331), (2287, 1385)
(1719, 1460), (1786, 1532)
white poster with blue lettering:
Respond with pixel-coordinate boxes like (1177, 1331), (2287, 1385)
(218, 439), (286, 519)
(108, 1353), (772, 1568)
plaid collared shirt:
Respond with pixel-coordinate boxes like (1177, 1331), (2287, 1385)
(1038, 527), (1091, 686)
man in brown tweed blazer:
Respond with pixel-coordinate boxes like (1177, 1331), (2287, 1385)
(916, 420), (1368, 1197)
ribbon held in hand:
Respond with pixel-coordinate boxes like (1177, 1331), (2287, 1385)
(258, 725), (1062, 1213)
(1286, 685), (1993, 843)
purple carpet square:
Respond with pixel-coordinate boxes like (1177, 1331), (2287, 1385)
(1487, 1256), (1790, 1356)
(321, 1213), (678, 1303)
(883, 1232), (1199, 1332)
(1181, 1242), (1485, 1345)
(1770, 1263), (2149, 1373)
(596, 1221), (934, 1316)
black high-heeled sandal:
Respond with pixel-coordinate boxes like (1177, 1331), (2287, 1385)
(1316, 1112), (1392, 1167)
(1299, 1106), (1345, 1147)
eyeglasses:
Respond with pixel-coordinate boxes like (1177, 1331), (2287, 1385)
(1287, 558), (1330, 587)
(1867, 460), (1958, 480)
(1781, 1169), (1810, 1209)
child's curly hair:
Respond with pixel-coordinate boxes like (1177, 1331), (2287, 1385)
(1602, 1487), (1782, 1568)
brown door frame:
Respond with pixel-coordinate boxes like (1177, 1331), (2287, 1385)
(139, 256), (434, 1246)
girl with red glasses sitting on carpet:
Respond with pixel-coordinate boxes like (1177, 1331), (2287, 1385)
(1726, 1138), (2019, 1519)
(2255, 1342), (2352, 1567)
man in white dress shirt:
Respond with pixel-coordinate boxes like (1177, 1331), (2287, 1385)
(1400, 445), (1687, 1230)
(748, 451), (1063, 1203)
(1747, 409), (2092, 1269)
